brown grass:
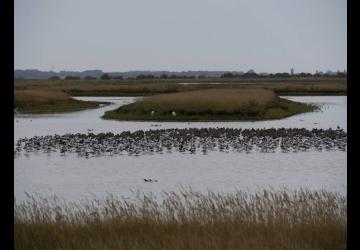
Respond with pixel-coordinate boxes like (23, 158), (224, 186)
(104, 88), (317, 121)
(14, 80), (182, 96)
(14, 189), (347, 250)
(14, 79), (347, 97)
(146, 88), (275, 105)
(13, 79), (343, 114)
(137, 88), (276, 112)
(14, 89), (104, 113)
(14, 90), (70, 103)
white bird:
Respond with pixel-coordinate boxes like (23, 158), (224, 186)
(151, 110), (155, 116)
(172, 111), (176, 117)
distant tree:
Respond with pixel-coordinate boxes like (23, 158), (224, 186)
(48, 76), (60, 80)
(336, 72), (346, 77)
(65, 75), (81, 80)
(84, 76), (97, 80)
(243, 70), (259, 78)
(101, 73), (110, 80)
(246, 69), (256, 74)
(111, 75), (124, 80)
(221, 72), (235, 78)
(274, 73), (290, 78)
(136, 74), (155, 80)
(170, 74), (178, 79)
(298, 72), (313, 77)
(323, 70), (335, 77)
(160, 74), (168, 79)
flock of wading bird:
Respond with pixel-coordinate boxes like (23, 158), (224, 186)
(15, 127), (346, 158)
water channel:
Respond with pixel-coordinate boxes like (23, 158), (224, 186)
(14, 96), (347, 201)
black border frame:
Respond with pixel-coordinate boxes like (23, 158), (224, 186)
(0, 0), (14, 249)
(3, 0), (356, 249)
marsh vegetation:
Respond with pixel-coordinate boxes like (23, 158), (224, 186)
(15, 78), (347, 97)
(14, 90), (106, 114)
(14, 79), (345, 114)
(103, 89), (317, 121)
(14, 189), (346, 250)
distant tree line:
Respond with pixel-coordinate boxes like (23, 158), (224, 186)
(64, 76), (81, 80)
(49, 73), (123, 81)
(221, 71), (346, 78)
(48, 74), (199, 81)
(48, 76), (60, 80)
(47, 71), (346, 81)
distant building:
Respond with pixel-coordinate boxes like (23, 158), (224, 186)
(290, 68), (294, 75)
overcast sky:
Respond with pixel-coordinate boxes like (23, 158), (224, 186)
(14, 0), (346, 73)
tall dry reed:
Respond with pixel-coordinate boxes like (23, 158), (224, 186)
(14, 90), (70, 103)
(15, 189), (346, 250)
(140, 88), (276, 108)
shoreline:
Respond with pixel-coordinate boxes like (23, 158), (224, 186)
(14, 79), (346, 114)
(102, 94), (318, 122)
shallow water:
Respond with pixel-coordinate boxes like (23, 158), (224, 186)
(14, 96), (347, 201)
(14, 96), (346, 140)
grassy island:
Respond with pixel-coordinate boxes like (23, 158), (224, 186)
(14, 90), (107, 114)
(14, 78), (343, 114)
(103, 89), (317, 121)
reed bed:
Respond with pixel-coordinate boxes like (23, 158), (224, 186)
(14, 80), (182, 96)
(14, 90), (103, 113)
(261, 83), (347, 95)
(14, 79), (347, 97)
(13, 80), (341, 114)
(14, 189), (346, 250)
(14, 89), (70, 102)
(104, 88), (316, 121)
(139, 88), (277, 110)
(114, 88), (277, 115)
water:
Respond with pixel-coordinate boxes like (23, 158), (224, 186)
(14, 96), (346, 140)
(14, 96), (347, 201)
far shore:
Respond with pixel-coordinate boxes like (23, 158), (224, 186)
(14, 78), (345, 115)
